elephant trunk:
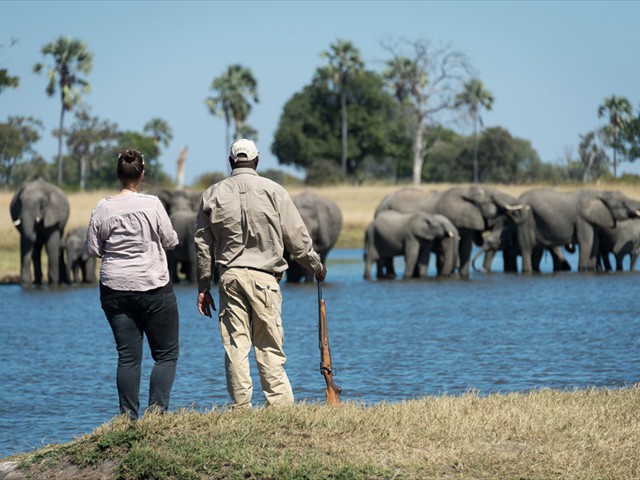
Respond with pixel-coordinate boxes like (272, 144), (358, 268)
(471, 248), (486, 273)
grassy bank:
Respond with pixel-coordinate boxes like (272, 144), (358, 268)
(2, 182), (640, 282)
(5, 386), (639, 479)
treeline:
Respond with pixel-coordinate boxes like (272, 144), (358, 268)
(2, 36), (640, 190)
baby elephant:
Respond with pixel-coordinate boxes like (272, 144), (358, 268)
(63, 227), (96, 284)
(364, 211), (459, 280)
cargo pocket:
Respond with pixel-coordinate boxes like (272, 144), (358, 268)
(255, 278), (281, 313)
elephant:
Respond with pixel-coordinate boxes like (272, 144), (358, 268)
(471, 214), (572, 273)
(517, 188), (640, 273)
(597, 218), (640, 271)
(374, 186), (526, 277)
(364, 210), (459, 280)
(155, 188), (203, 216)
(10, 178), (70, 287)
(63, 227), (96, 284)
(285, 190), (343, 283)
(166, 190), (198, 284)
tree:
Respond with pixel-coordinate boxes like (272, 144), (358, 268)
(0, 36), (19, 94)
(383, 38), (471, 185)
(319, 39), (364, 176)
(577, 130), (609, 182)
(620, 103), (640, 163)
(0, 116), (44, 187)
(144, 118), (173, 150)
(454, 78), (494, 183)
(33, 35), (93, 185)
(272, 70), (410, 183)
(205, 64), (259, 155)
(598, 95), (632, 178)
(65, 106), (119, 190)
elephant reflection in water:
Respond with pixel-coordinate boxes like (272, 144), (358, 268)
(364, 210), (459, 280)
(10, 178), (70, 287)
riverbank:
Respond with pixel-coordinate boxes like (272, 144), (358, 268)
(3, 182), (640, 283)
(1, 386), (637, 479)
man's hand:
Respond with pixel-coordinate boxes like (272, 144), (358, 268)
(197, 291), (216, 318)
(315, 264), (327, 282)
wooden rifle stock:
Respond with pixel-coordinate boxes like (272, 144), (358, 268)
(318, 281), (341, 405)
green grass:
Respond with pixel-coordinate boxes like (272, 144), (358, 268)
(8, 386), (640, 479)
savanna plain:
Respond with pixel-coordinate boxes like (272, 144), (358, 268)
(1, 182), (639, 479)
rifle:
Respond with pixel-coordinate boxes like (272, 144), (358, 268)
(318, 281), (341, 405)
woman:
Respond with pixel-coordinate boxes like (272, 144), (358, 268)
(85, 149), (179, 420)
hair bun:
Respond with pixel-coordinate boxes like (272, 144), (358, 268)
(119, 149), (141, 164)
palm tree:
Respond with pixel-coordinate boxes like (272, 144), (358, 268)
(205, 64), (258, 156)
(320, 39), (364, 176)
(33, 36), (92, 185)
(598, 95), (632, 178)
(144, 118), (173, 150)
(455, 78), (494, 183)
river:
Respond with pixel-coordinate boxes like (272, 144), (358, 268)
(0, 248), (638, 457)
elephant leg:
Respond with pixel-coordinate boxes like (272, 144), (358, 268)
(86, 258), (97, 283)
(45, 230), (62, 285)
(615, 254), (625, 272)
(33, 236), (44, 285)
(482, 249), (496, 273)
(458, 235), (473, 278)
(403, 242), (420, 279)
(363, 257), (373, 280)
(502, 247), (518, 273)
(384, 257), (396, 277)
(19, 235), (35, 287)
(531, 246), (544, 272)
(416, 247), (430, 278)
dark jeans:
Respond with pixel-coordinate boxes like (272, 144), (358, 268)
(101, 285), (179, 420)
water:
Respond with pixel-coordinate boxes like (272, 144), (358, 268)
(1, 248), (639, 457)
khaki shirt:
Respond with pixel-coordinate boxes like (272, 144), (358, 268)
(194, 168), (322, 293)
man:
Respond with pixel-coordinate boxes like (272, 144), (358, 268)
(195, 139), (327, 409)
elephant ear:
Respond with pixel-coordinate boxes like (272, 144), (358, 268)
(440, 194), (486, 231)
(411, 214), (437, 241)
(578, 196), (615, 229)
(490, 189), (529, 224)
(9, 185), (24, 224)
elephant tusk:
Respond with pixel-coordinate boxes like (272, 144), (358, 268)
(504, 204), (524, 211)
(635, 210), (640, 217)
(447, 230), (454, 238)
(12, 219), (21, 226)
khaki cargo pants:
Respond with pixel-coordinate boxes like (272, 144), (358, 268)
(217, 267), (294, 408)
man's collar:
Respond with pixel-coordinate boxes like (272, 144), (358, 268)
(231, 168), (258, 177)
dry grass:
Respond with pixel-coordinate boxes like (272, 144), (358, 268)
(3, 182), (640, 280)
(10, 386), (640, 479)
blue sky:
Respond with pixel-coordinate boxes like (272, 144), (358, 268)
(1, 0), (639, 185)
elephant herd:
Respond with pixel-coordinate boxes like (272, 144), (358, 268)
(365, 185), (640, 280)
(9, 179), (344, 287)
